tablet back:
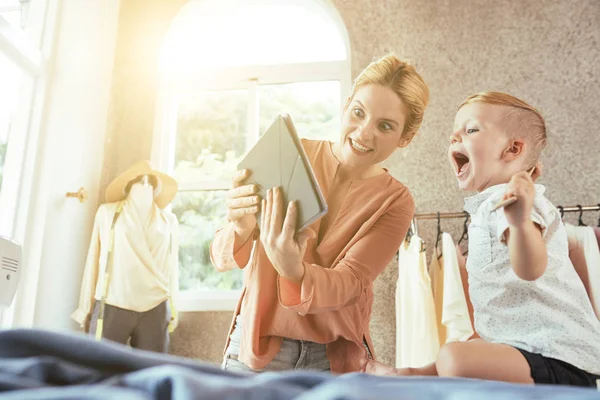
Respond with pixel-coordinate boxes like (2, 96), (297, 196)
(237, 113), (327, 231)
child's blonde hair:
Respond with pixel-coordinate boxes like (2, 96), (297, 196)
(347, 54), (430, 142)
(459, 92), (547, 166)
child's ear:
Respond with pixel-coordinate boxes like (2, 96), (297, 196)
(502, 139), (526, 161)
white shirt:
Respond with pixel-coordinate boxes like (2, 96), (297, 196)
(440, 232), (473, 343)
(71, 200), (179, 327)
(565, 223), (600, 319)
(396, 235), (439, 368)
(464, 184), (600, 375)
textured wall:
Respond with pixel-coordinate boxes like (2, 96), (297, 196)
(170, 312), (232, 365)
(103, 0), (600, 367)
(100, 0), (187, 196)
(331, 0), (600, 366)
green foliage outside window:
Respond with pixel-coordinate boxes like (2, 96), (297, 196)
(172, 82), (340, 291)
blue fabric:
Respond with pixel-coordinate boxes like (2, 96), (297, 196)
(0, 329), (598, 399)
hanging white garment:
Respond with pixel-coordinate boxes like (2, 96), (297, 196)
(429, 246), (446, 345)
(565, 224), (600, 319)
(396, 235), (439, 368)
(440, 233), (474, 342)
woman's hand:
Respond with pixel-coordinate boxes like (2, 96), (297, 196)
(227, 169), (260, 237)
(260, 187), (315, 283)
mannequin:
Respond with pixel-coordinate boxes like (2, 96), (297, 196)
(129, 174), (154, 222)
(71, 161), (179, 353)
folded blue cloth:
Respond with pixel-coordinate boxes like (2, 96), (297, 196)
(0, 329), (598, 399)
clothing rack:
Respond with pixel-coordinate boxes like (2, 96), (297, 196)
(413, 204), (600, 221)
(404, 204), (600, 253)
(409, 204), (600, 236)
(405, 203), (600, 248)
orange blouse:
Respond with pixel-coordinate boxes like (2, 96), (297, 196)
(210, 139), (414, 373)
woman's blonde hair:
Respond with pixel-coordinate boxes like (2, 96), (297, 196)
(459, 92), (547, 163)
(347, 54), (430, 142)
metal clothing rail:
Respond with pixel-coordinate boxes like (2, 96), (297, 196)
(413, 204), (600, 220)
(407, 204), (600, 236)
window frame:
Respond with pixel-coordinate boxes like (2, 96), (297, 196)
(0, 6), (45, 236)
(0, 0), (61, 327)
(154, 2), (351, 312)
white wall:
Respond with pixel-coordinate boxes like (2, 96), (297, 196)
(12, 0), (121, 330)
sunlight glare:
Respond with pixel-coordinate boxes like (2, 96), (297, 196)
(160, 0), (346, 72)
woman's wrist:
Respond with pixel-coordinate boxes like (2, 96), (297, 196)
(233, 223), (256, 251)
(281, 262), (305, 284)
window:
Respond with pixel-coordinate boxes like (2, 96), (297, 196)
(0, 52), (24, 206)
(0, 0), (47, 237)
(156, 0), (350, 307)
(0, 0), (57, 326)
(1, 0), (48, 51)
(0, 0), (22, 29)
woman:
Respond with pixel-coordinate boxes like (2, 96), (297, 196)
(210, 54), (429, 374)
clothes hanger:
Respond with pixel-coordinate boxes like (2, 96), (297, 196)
(405, 219), (415, 244)
(406, 217), (425, 251)
(558, 205), (565, 219)
(577, 205), (587, 227)
(457, 212), (469, 256)
(597, 204), (600, 228)
(436, 212), (443, 259)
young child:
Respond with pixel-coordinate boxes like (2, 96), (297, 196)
(363, 92), (600, 387)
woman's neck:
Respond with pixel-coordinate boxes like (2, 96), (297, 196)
(337, 163), (383, 181)
(331, 142), (384, 181)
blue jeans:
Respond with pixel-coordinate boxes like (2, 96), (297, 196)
(222, 315), (331, 373)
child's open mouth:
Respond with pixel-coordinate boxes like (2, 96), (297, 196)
(452, 151), (470, 178)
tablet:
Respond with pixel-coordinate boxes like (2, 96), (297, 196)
(237, 113), (328, 232)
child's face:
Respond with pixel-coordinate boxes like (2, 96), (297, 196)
(448, 103), (511, 192)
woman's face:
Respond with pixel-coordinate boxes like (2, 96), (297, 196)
(337, 84), (410, 170)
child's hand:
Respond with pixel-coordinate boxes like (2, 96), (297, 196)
(503, 171), (535, 228)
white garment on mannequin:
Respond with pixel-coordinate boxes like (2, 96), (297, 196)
(71, 186), (179, 328)
(128, 177), (154, 225)
(396, 235), (439, 368)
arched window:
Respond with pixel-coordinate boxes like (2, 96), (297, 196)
(155, 0), (350, 309)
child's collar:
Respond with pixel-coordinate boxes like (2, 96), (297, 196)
(463, 183), (546, 215)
